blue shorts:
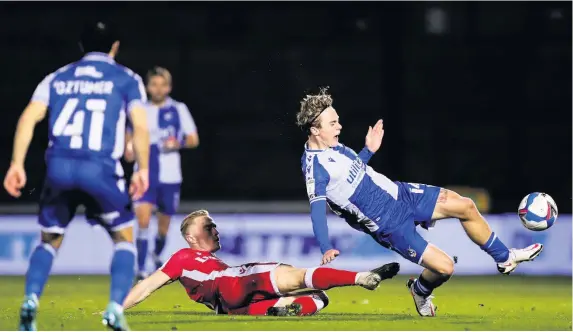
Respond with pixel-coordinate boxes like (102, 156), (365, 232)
(372, 182), (441, 264)
(135, 183), (180, 215)
(39, 157), (134, 234)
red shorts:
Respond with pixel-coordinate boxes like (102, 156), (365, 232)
(216, 262), (281, 311)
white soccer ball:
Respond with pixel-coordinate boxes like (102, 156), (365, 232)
(518, 192), (558, 231)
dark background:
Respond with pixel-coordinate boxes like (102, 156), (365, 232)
(0, 1), (570, 213)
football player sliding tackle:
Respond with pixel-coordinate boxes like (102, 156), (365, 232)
(297, 88), (543, 317)
(124, 210), (400, 316)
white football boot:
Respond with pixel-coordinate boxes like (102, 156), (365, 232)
(407, 278), (437, 317)
(497, 243), (543, 275)
(356, 262), (400, 290)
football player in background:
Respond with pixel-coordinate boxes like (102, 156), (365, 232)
(124, 67), (199, 281)
(3, 21), (150, 331)
(296, 87), (543, 317)
(123, 210), (400, 316)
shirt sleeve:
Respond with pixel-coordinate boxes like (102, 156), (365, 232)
(303, 156), (333, 253)
(304, 156), (329, 204)
(310, 199), (333, 253)
(160, 250), (184, 279)
(30, 73), (55, 105)
(357, 147), (374, 164)
(342, 144), (374, 164)
(124, 72), (147, 114)
(176, 102), (198, 136)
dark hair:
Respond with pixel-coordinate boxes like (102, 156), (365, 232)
(79, 21), (119, 53)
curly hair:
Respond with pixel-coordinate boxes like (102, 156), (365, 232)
(296, 87), (333, 131)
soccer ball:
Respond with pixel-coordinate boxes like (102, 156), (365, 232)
(518, 192), (558, 231)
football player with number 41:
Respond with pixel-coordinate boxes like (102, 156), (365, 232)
(3, 21), (149, 331)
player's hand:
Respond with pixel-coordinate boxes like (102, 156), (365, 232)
(365, 119), (384, 153)
(4, 163), (27, 198)
(129, 169), (149, 201)
(163, 136), (180, 151)
(321, 249), (340, 265)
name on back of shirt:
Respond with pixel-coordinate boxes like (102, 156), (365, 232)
(53, 66), (114, 95)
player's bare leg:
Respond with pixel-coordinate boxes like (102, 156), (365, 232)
(135, 203), (153, 280)
(431, 189), (542, 274)
(19, 232), (64, 331)
(272, 262), (399, 294)
(102, 226), (136, 331)
(406, 244), (454, 317)
(431, 189), (492, 244)
(152, 212), (171, 269)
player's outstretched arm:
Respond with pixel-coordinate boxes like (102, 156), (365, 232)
(11, 101), (48, 167)
(123, 270), (172, 310)
(310, 200), (340, 265)
(4, 101), (48, 197)
(128, 105), (150, 200)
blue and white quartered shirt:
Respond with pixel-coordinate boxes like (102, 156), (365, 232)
(132, 97), (197, 185)
(301, 143), (402, 253)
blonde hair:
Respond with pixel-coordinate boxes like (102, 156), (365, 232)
(180, 210), (210, 236)
(296, 87), (333, 132)
(146, 66), (172, 85)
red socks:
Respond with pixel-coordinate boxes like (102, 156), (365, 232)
(304, 267), (358, 290)
(293, 296), (319, 315)
(237, 292), (329, 316)
(245, 298), (281, 315)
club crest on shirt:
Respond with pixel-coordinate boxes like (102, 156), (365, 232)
(407, 247), (417, 258)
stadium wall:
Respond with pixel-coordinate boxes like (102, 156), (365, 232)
(0, 213), (570, 276)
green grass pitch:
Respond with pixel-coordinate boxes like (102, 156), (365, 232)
(0, 275), (570, 331)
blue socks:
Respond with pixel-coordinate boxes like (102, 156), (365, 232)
(413, 275), (433, 297)
(26, 239), (136, 308)
(137, 228), (168, 272)
(110, 242), (136, 305)
(154, 234), (166, 257)
(136, 228), (149, 272)
(25, 243), (56, 298)
(480, 232), (510, 263)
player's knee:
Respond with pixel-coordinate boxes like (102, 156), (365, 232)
(137, 215), (151, 228)
(157, 214), (171, 235)
(437, 258), (455, 280)
(275, 266), (307, 292)
(135, 204), (153, 226)
(41, 232), (64, 250)
(291, 267), (308, 289)
(112, 227), (134, 244)
(462, 197), (477, 214)
(459, 197), (478, 219)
